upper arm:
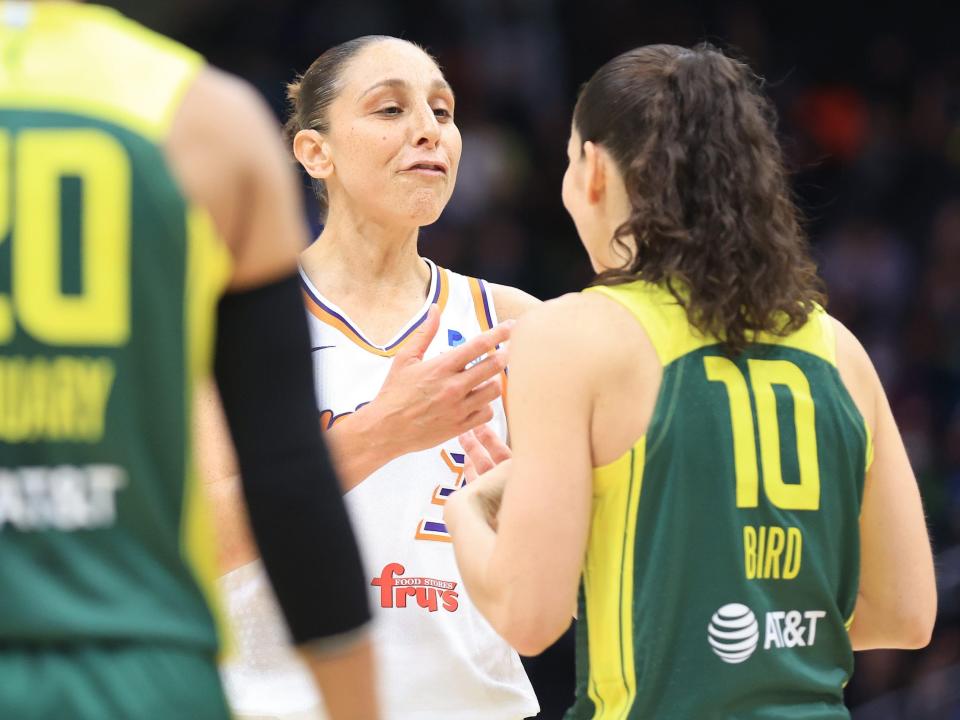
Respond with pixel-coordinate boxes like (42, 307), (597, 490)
(166, 67), (308, 291)
(491, 295), (603, 632)
(489, 283), (541, 322)
(832, 316), (910, 497)
(833, 316), (936, 640)
(194, 379), (239, 484)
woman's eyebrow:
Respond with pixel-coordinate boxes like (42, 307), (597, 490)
(357, 78), (455, 101)
(358, 78), (408, 101)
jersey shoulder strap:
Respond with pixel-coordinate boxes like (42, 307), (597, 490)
(0, 2), (203, 141)
(585, 280), (836, 367)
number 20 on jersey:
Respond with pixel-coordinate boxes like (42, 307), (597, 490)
(0, 128), (130, 346)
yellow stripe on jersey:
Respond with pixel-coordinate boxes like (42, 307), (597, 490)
(584, 442), (644, 717)
(586, 283), (837, 368)
(0, 2), (202, 141)
(181, 206), (233, 657)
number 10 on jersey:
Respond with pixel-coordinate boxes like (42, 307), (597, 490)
(704, 356), (820, 511)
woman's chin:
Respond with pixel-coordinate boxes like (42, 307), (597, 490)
(402, 195), (449, 227)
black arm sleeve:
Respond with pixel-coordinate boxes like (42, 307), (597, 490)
(213, 272), (370, 645)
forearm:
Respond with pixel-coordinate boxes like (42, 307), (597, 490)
(324, 403), (405, 492)
(300, 633), (379, 719)
(205, 474), (259, 574)
(444, 490), (503, 627)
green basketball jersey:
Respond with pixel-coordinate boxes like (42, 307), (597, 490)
(0, 3), (231, 652)
(567, 281), (871, 720)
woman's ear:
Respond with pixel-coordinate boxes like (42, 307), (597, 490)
(293, 129), (334, 180)
(582, 140), (606, 205)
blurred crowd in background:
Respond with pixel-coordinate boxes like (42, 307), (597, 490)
(115, 1), (960, 716)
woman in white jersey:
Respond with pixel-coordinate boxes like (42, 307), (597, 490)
(201, 36), (541, 720)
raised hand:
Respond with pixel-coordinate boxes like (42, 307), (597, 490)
(459, 424), (513, 483)
(370, 305), (513, 456)
(324, 306), (514, 491)
(457, 426), (514, 530)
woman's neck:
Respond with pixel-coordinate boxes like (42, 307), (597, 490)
(300, 204), (431, 310)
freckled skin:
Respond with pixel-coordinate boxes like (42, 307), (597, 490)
(322, 40), (462, 230)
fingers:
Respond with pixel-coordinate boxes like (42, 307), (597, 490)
(459, 405), (494, 435)
(455, 349), (507, 393)
(458, 429), (496, 477)
(396, 304), (440, 363)
(473, 423), (512, 464)
(463, 452), (479, 483)
(463, 377), (502, 410)
(442, 320), (513, 371)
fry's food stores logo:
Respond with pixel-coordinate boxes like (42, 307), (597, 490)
(372, 563), (459, 613)
(708, 602), (826, 664)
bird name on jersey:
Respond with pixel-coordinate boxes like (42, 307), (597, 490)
(0, 355), (115, 442)
(371, 562), (459, 613)
(743, 524), (803, 580)
(0, 464), (126, 531)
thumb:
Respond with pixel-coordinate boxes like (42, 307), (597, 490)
(396, 304), (440, 363)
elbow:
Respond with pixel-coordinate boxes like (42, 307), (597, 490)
(852, 592), (938, 650)
(497, 607), (572, 657)
(897, 605), (937, 650)
(896, 587), (938, 649)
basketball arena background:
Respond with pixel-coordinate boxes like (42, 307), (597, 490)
(112, 1), (959, 716)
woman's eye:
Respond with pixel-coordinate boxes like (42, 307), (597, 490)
(433, 108), (452, 120)
(379, 105), (402, 116)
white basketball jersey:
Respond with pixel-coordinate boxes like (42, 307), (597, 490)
(220, 259), (538, 720)
(303, 259), (538, 720)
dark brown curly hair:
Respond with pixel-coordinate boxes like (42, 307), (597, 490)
(576, 43), (825, 354)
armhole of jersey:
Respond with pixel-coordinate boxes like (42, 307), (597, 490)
(467, 276), (496, 331)
(181, 206), (234, 658)
(584, 285), (671, 366)
(816, 307), (839, 368)
(467, 277), (509, 423)
(481, 279), (500, 328)
(157, 56), (205, 140)
(819, 309), (874, 474)
(92, 5), (206, 141)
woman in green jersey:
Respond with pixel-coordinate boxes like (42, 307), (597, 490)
(445, 43), (937, 719)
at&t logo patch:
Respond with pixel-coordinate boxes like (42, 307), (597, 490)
(708, 602), (827, 664)
(708, 603), (760, 664)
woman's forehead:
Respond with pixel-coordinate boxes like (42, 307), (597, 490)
(340, 40), (446, 98)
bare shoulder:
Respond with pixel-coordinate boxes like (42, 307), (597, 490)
(165, 66), (291, 240)
(510, 291), (659, 464)
(511, 291), (648, 373)
(488, 283), (541, 323)
(166, 66), (304, 287)
(169, 66), (278, 159)
(830, 315), (879, 432)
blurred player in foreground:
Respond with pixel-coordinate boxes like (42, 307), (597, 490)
(201, 35), (541, 720)
(445, 43), (937, 719)
(0, 3), (375, 718)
